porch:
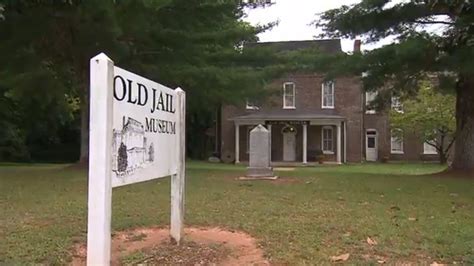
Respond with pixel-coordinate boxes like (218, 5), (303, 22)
(231, 111), (347, 165)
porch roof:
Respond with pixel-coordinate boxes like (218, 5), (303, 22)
(230, 109), (345, 122)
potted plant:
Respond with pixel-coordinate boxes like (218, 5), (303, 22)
(381, 153), (390, 163)
(315, 149), (325, 164)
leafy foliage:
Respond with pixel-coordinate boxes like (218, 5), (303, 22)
(314, 0), (474, 170)
(0, 0), (283, 160)
(390, 84), (456, 163)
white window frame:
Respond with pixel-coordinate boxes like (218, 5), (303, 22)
(283, 82), (296, 109)
(423, 141), (438, 155)
(391, 96), (403, 113)
(246, 99), (259, 110)
(365, 91), (377, 114)
(321, 81), (335, 109)
(321, 126), (334, 154)
(390, 129), (404, 154)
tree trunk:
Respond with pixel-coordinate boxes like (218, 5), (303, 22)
(452, 76), (474, 173)
(439, 150), (447, 165)
(79, 84), (90, 164)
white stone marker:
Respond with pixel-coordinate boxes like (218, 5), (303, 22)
(246, 124), (274, 178)
(87, 53), (186, 265)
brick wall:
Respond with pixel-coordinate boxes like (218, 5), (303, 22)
(363, 111), (439, 162)
(220, 73), (364, 163)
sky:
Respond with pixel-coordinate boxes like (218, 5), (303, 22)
(243, 0), (390, 52)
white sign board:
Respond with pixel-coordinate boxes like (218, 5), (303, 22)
(87, 53), (185, 265)
(112, 67), (179, 187)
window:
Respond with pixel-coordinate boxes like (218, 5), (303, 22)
(322, 81), (335, 109)
(321, 126), (334, 154)
(246, 99), (259, 110)
(391, 96), (403, 113)
(283, 82), (295, 109)
(366, 130), (377, 149)
(390, 129), (404, 154)
(423, 141), (438, 154)
(365, 91), (377, 114)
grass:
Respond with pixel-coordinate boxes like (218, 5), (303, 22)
(1, 161), (473, 264)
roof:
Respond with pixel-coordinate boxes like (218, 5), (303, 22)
(230, 109), (345, 121)
(245, 39), (342, 54)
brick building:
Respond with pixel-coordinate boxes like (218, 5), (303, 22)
(218, 39), (438, 164)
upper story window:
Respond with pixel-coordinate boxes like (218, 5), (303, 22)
(246, 99), (259, 110)
(283, 82), (295, 109)
(390, 129), (404, 154)
(321, 126), (334, 154)
(365, 91), (377, 114)
(391, 96), (403, 113)
(322, 81), (335, 109)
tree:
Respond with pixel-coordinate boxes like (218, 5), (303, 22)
(390, 84), (456, 164)
(315, 0), (474, 173)
(0, 0), (280, 162)
(0, 0), (125, 163)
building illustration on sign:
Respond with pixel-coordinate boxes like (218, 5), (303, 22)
(112, 116), (154, 176)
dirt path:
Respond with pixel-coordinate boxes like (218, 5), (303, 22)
(72, 227), (269, 265)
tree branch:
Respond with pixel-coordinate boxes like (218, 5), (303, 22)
(413, 20), (454, 26)
(444, 136), (456, 154)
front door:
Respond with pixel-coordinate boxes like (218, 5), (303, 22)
(366, 130), (378, 161)
(283, 132), (296, 161)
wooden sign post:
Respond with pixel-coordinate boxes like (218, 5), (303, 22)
(87, 53), (185, 265)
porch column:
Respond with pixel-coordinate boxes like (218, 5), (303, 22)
(235, 123), (240, 164)
(337, 122), (342, 164)
(267, 124), (272, 163)
(303, 123), (308, 164)
(343, 122), (347, 163)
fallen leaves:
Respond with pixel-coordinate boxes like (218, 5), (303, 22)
(330, 253), (350, 262)
(367, 237), (378, 246)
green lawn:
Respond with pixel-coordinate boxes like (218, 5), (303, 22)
(1, 162), (473, 264)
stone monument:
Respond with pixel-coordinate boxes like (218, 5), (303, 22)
(246, 124), (275, 178)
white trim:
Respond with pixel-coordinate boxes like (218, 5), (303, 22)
(336, 123), (342, 163)
(390, 129), (404, 154)
(343, 122), (347, 163)
(283, 82), (295, 109)
(365, 129), (378, 161)
(391, 150), (404, 154)
(321, 126), (334, 154)
(321, 81), (335, 109)
(302, 124), (307, 164)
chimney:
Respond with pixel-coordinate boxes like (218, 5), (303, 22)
(354, 39), (361, 53)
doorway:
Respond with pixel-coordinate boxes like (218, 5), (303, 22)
(366, 130), (378, 161)
(282, 125), (296, 161)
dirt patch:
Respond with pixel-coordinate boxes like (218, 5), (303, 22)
(71, 227), (268, 265)
(121, 240), (230, 265)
